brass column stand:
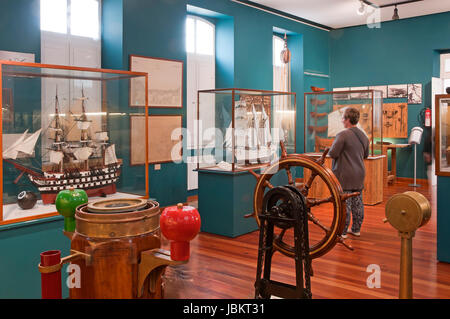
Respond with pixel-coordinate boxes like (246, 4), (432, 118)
(385, 191), (431, 299)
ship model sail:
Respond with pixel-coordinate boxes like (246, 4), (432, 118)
(4, 88), (121, 204)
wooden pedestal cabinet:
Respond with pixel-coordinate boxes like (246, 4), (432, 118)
(303, 154), (385, 205)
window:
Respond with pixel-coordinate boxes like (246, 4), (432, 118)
(441, 53), (450, 91)
(186, 16), (215, 55)
(40, 0), (100, 39)
(273, 35), (289, 92)
(273, 35), (285, 67)
(186, 15), (215, 191)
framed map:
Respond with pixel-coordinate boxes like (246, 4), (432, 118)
(130, 114), (183, 165)
(0, 50), (35, 63)
(130, 55), (183, 108)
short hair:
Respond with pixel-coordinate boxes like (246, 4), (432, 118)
(343, 107), (360, 125)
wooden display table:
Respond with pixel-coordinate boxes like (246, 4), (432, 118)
(302, 153), (385, 205)
(373, 143), (411, 186)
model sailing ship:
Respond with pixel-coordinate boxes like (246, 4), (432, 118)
(223, 101), (276, 166)
(3, 88), (121, 204)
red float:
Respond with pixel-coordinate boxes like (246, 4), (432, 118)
(160, 203), (201, 261)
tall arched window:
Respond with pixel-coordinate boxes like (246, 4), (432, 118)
(273, 35), (289, 92)
(186, 15), (215, 191)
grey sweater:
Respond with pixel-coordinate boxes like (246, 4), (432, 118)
(328, 127), (370, 191)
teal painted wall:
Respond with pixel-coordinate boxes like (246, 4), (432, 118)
(330, 12), (450, 180)
(0, 0), (40, 61)
(0, 218), (70, 298)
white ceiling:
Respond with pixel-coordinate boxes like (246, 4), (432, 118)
(248, 0), (450, 29)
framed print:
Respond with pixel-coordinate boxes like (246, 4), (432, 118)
(369, 85), (388, 98)
(130, 55), (183, 108)
(388, 84), (408, 98)
(350, 86), (369, 99)
(333, 87), (350, 100)
(407, 83), (422, 104)
(0, 50), (35, 63)
(130, 114), (183, 165)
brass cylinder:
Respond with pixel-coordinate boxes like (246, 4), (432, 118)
(75, 200), (160, 238)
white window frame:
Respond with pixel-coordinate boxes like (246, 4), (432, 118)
(440, 53), (450, 92)
(186, 15), (215, 191)
(273, 35), (289, 92)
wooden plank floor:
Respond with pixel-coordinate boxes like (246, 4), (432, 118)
(162, 181), (450, 299)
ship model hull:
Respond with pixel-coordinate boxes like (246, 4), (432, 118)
(6, 160), (122, 205)
(31, 163), (121, 204)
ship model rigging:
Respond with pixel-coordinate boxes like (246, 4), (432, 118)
(3, 88), (121, 204)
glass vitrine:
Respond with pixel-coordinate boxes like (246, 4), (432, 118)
(304, 90), (383, 155)
(0, 61), (149, 225)
(196, 88), (296, 172)
(435, 94), (450, 175)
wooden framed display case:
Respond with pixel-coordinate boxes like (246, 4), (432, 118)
(197, 88), (296, 172)
(0, 60), (149, 225)
(303, 90), (384, 205)
(435, 94), (450, 176)
(304, 89), (383, 155)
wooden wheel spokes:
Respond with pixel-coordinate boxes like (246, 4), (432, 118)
(307, 211), (330, 234)
(285, 166), (294, 185)
(306, 196), (334, 208)
(299, 171), (318, 197)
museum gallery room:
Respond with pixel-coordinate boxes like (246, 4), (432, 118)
(0, 0), (450, 301)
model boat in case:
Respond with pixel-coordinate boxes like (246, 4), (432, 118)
(4, 88), (121, 204)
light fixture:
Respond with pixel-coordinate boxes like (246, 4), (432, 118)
(392, 5), (399, 20)
(357, 0), (366, 15)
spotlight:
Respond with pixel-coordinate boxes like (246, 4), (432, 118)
(392, 5), (399, 20)
(357, 0), (366, 15)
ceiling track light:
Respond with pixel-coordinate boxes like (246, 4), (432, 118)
(361, 0), (425, 21)
(357, 0), (366, 15)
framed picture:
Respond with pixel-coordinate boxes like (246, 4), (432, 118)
(369, 85), (388, 98)
(407, 83), (422, 104)
(0, 50), (35, 63)
(350, 86), (369, 99)
(332, 87), (350, 100)
(129, 55), (183, 108)
(130, 114), (183, 165)
(388, 84), (408, 98)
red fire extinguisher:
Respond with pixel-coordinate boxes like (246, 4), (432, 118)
(425, 108), (431, 127)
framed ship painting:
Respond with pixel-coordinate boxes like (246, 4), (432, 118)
(130, 55), (183, 108)
(130, 114), (183, 165)
(388, 84), (408, 98)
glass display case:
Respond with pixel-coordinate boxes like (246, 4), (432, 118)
(197, 88), (296, 172)
(435, 94), (450, 175)
(304, 90), (383, 155)
(0, 61), (149, 225)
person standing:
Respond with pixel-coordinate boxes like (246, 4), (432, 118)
(328, 107), (369, 238)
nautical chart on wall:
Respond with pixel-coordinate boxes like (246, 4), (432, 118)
(130, 114), (182, 165)
(129, 55), (183, 108)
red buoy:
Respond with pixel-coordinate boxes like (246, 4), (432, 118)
(160, 203), (201, 261)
